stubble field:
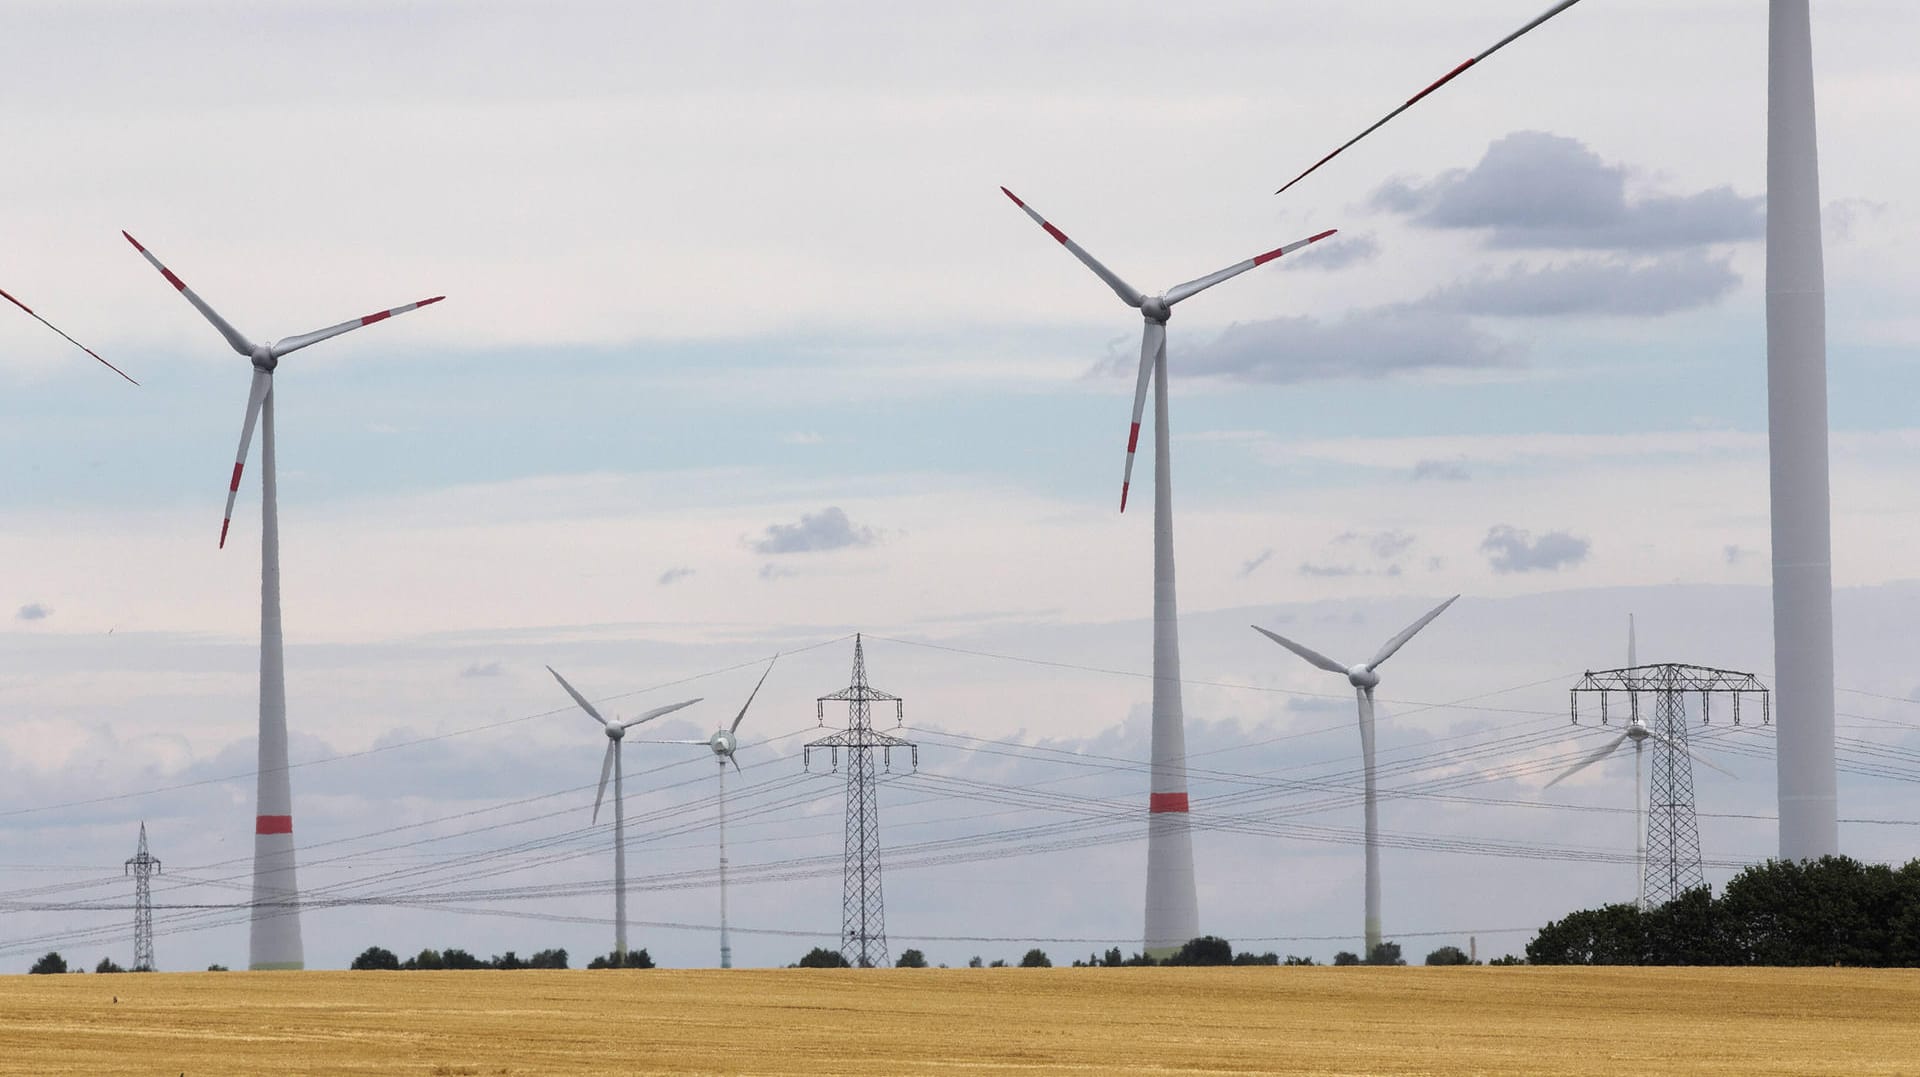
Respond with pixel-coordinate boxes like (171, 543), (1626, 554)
(3, 966), (1918, 1076)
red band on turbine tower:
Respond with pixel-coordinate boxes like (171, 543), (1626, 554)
(1149, 792), (1189, 813)
(256, 815), (293, 835)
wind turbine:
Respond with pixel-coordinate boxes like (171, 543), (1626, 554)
(547, 666), (700, 962)
(1252, 595), (1458, 957)
(646, 657), (776, 968)
(124, 232), (442, 971)
(1003, 187), (1335, 956)
(2, 284), (138, 383)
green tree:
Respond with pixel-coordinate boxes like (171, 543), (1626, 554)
(1331, 951), (1360, 966)
(966, 956), (984, 968)
(94, 957), (125, 974)
(587, 949), (654, 969)
(1424, 945), (1473, 966)
(796, 947), (851, 968)
(1101, 946), (1125, 967)
(1486, 954), (1525, 966)
(206, 964), (229, 972)
(895, 949), (928, 968)
(351, 946), (401, 971)
(1365, 942), (1406, 966)
(28, 952), (67, 975)
(1165, 936), (1234, 967)
(1283, 955), (1316, 966)
(528, 948), (569, 970)
(1232, 951), (1281, 966)
(404, 948), (444, 971)
(1019, 948), (1051, 968)
(1527, 903), (1646, 965)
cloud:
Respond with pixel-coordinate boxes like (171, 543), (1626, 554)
(15, 603), (51, 622)
(1289, 233), (1380, 271)
(1422, 252), (1740, 318)
(750, 507), (877, 555)
(1238, 549), (1274, 578)
(1297, 562), (1358, 578)
(1182, 306), (1514, 385)
(1372, 131), (1763, 251)
(1724, 545), (1753, 566)
(1479, 525), (1591, 574)
(759, 563), (797, 581)
(657, 567), (695, 586)
(459, 661), (505, 678)
(1411, 459), (1471, 482)
(1368, 530), (1415, 561)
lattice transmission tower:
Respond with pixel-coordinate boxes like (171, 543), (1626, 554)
(804, 634), (917, 968)
(125, 822), (162, 971)
(1570, 663), (1768, 906)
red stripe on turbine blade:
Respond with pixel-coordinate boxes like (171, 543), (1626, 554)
(417, 296), (445, 307)
(1041, 221), (1069, 245)
(229, 461), (244, 492)
(161, 268), (186, 291)
(1252, 246), (1287, 266)
(255, 815), (293, 835)
(1126, 422), (1141, 453)
(361, 310), (392, 326)
(1149, 792), (1190, 813)
(999, 186), (1025, 208)
(1409, 58), (1476, 105)
(0, 286), (32, 314)
(1119, 481), (1130, 513)
(219, 518), (231, 549)
(121, 231), (146, 253)
(1308, 229), (1338, 244)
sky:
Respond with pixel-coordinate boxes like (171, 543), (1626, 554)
(3, 0), (1919, 972)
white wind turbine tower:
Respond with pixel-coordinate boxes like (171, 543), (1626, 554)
(1545, 618), (1732, 907)
(124, 232), (442, 971)
(1003, 188), (1335, 957)
(547, 667), (700, 962)
(1252, 596), (1457, 957)
(645, 658), (776, 968)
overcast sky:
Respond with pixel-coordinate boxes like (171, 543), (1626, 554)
(4, 1), (1919, 972)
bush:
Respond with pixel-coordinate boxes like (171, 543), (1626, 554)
(206, 964), (229, 972)
(988, 959), (1008, 968)
(29, 952), (67, 975)
(1365, 942), (1406, 966)
(895, 949), (927, 968)
(1019, 948), (1051, 968)
(1331, 951), (1360, 967)
(1283, 955), (1316, 966)
(1232, 951), (1281, 966)
(795, 947), (850, 969)
(1165, 936), (1233, 967)
(966, 956), (983, 968)
(528, 948), (569, 970)
(492, 951), (525, 971)
(95, 957), (125, 974)
(587, 949), (654, 969)
(1487, 955), (1526, 966)
(1424, 946), (1474, 966)
(352, 946), (401, 971)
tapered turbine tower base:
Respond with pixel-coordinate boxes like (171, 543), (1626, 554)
(1143, 350), (1198, 959)
(248, 393), (304, 970)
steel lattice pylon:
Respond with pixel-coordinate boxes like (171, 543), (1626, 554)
(804, 635), (917, 968)
(1570, 663), (1769, 907)
(125, 822), (161, 972)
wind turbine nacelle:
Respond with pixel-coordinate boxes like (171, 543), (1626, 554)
(709, 730), (736, 757)
(251, 345), (278, 371)
(605, 724), (626, 741)
(1347, 666), (1380, 689)
(1140, 297), (1171, 322)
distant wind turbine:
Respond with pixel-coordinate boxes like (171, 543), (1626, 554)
(1003, 187), (1336, 956)
(125, 232), (441, 970)
(547, 666), (700, 962)
(645, 657), (776, 968)
(1252, 595), (1458, 956)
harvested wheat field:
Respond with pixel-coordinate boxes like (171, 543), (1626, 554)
(3, 966), (1919, 1076)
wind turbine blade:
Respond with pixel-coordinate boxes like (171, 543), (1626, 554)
(1120, 321), (1164, 513)
(729, 754), (742, 775)
(1368, 594), (1460, 669)
(1545, 731), (1630, 788)
(1251, 625), (1347, 675)
(121, 232), (257, 357)
(591, 741), (615, 823)
(1273, 0), (1589, 196)
(547, 666), (608, 726)
(1000, 187), (1145, 308)
(270, 296), (445, 358)
(1651, 732), (1735, 779)
(1163, 229), (1339, 306)
(730, 657), (777, 734)
(219, 369), (272, 549)
(619, 697), (702, 731)
(1, 286), (138, 385)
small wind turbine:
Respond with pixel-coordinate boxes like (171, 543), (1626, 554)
(1003, 186), (1335, 956)
(125, 232), (441, 970)
(1546, 617), (1732, 906)
(547, 666), (699, 961)
(1252, 596), (1458, 957)
(646, 657), (776, 968)
(2, 284), (137, 383)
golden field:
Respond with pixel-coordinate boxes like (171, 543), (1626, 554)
(3, 966), (1918, 1076)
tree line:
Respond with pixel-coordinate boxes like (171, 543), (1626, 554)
(1526, 856), (1920, 966)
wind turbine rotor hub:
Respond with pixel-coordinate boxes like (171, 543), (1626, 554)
(250, 345), (278, 372)
(1626, 721), (1650, 741)
(710, 730), (735, 757)
(1140, 297), (1171, 323)
(605, 724), (625, 741)
(1347, 665), (1380, 689)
